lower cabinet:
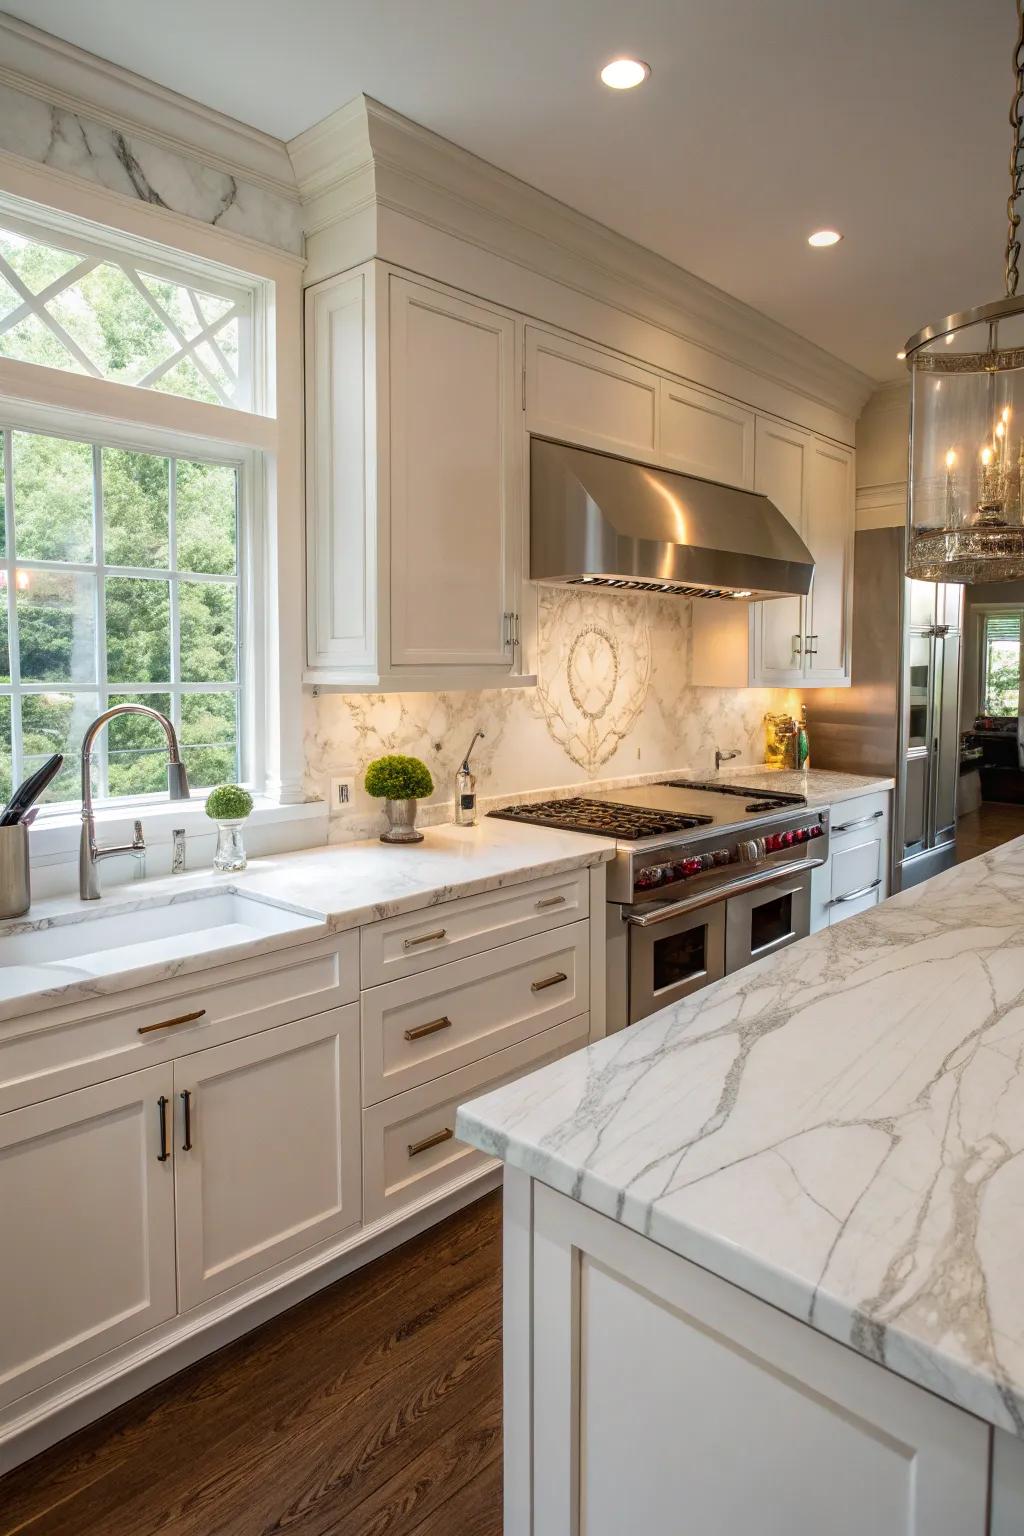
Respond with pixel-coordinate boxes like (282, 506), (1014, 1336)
(0, 1065), (177, 1410)
(174, 1006), (361, 1310)
(0, 1006), (361, 1410)
(811, 792), (892, 933)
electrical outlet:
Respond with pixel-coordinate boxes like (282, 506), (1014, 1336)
(330, 776), (356, 811)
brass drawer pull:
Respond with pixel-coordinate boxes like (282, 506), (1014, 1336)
(404, 928), (447, 949)
(531, 971), (568, 992)
(408, 1127), (454, 1158)
(403, 1015), (453, 1042)
(536, 895), (567, 909)
(138, 1008), (206, 1036)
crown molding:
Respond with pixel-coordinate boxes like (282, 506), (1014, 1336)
(289, 95), (876, 421)
(861, 378), (910, 414)
(0, 12), (299, 201)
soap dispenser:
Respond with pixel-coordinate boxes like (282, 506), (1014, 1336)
(455, 730), (485, 826)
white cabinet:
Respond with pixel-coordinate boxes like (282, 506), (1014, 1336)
(0, 1066), (176, 1409)
(174, 1007), (361, 1309)
(751, 417), (812, 685)
(810, 791), (892, 932)
(804, 436), (854, 684)
(389, 277), (520, 669)
(659, 378), (754, 487)
(304, 265), (527, 689)
(693, 418), (855, 689)
(525, 327), (659, 459)
(524, 1182), (990, 1536)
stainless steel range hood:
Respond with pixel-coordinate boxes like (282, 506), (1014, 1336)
(530, 437), (814, 601)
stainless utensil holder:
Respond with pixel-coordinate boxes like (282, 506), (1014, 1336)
(0, 824), (31, 918)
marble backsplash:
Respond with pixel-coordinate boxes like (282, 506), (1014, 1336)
(0, 80), (304, 254)
(306, 588), (801, 842)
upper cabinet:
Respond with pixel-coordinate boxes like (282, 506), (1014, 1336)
(305, 265), (528, 690)
(660, 379), (755, 488)
(305, 275), (855, 693)
(389, 279), (519, 669)
(694, 420), (855, 689)
(525, 328), (659, 460)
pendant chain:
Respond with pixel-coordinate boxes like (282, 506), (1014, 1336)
(1006, 0), (1024, 295)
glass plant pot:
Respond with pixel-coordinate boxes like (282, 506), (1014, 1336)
(213, 817), (248, 872)
(379, 797), (424, 844)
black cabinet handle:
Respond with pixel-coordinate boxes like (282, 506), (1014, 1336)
(180, 1089), (193, 1151)
(157, 1096), (169, 1162)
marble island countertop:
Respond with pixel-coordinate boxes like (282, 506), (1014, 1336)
(458, 834), (1024, 1437)
(0, 819), (613, 1025)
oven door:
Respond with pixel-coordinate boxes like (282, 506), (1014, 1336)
(626, 900), (726, 1025)
(724, 869), (811, 974)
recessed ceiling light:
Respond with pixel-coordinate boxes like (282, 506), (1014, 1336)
(808, 229), (842, 247)
(600, 58), (651, 89)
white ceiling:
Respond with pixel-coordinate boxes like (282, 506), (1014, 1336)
(5, 0), (1013, 382)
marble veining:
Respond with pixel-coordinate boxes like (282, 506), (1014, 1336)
(458, 836), (1024, 1436)
(0, 80), (303, 253)
(308, 588), (806, 841)
(0, 819), (612, 1026)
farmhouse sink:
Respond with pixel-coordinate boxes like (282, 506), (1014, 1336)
(0, 891), (323, 1004)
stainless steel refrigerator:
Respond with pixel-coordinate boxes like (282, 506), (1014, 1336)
(807, 526), (964, 891)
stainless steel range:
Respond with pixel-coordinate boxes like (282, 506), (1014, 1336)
(490, 780), (829, 1030)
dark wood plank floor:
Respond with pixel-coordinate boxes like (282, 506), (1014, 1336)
(956, 802), (1024, 864)
(0, 1191), (503, 1536)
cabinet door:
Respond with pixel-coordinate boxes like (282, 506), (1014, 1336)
(389, 277), (518, 669)
(0, 1066), (176, 1408)
(525, 327), (659, 459)
(305, 269), (377, 675)
(174, 1006), (361, 1311)
(751, 418), (810, 685)
(660, 379), (754, 488)
(804, 438), (854, 683)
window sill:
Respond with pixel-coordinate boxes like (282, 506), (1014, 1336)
(28, 795), (328, 865)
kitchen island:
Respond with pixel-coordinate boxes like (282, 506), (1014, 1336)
(457, 835), (1024, 1535)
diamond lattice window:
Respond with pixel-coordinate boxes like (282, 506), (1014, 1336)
(0, 215), (253, 410)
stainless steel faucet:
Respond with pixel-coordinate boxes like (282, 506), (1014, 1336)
(715, 748), (741, 772)
(79, 705), (190, 900)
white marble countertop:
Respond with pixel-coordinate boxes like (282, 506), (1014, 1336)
(458, 836), (1024, 1437)
(0, 819), (613, 1025)
(717, 765), (895, 805)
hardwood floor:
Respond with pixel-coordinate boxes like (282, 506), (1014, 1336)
(956, 801), (1024, 864)
(0, 1191), (503, 1536)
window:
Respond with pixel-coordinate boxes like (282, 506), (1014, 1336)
(0, 212), (253, 410)
(980, 610), (1023, 716)
(0, 424), (242, 807)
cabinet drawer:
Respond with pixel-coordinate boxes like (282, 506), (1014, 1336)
(360, 869), (589, 985)
(362, 921), (589, 1104)
(0, 931), (359, 1114)
(829, 835), (885, 926)
(362, 1013), (589, 1221)
(829, 793), (889, 845)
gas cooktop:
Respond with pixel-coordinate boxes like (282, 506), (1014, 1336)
(487, 797), (714, 840)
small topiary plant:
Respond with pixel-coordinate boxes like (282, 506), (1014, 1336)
(205, 784), (255, 821)
(364, 754), (434, 801)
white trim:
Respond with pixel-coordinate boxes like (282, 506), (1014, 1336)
(288, 96), (875, 423)
(0, 13), (300, 201)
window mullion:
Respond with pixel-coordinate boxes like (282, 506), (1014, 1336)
(169, 456), (182, 747)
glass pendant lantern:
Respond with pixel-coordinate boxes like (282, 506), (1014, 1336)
(904, 0), (1024, 583)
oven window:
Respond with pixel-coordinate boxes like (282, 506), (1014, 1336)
(653, 925), (707, 993)
(750, 893), (793, 954)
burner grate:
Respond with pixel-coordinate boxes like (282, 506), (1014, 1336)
(488, 797), (714, 839)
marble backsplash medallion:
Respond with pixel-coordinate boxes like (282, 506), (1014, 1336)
(307, 589), (802, 842)
(0, 81), (304, 254)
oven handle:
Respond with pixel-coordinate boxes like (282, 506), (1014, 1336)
(624, 858), (824, 927)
